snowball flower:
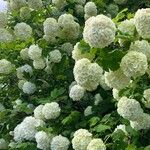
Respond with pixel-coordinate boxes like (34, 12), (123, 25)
(69, 85), (85, 101)
(114, 124), (128, 135)
(120, 51), (148, 78)
(112, 88), (120, 100)
(104, 69), (130, 90)
(134, 8), (150, 39)
(72, 129), (92, 150)
(0, 28), (13, 42)
(99, 75), (111, 90)
(14, 22), (32, 41)
(73, 58), (103, 91)
(49, 50), (62, 63)
(0, 12), (7, 28)
(42, 102), (61, 120)
(35, 131), (51, 150)
(33, 58), (45, 69)
(117, 97), (143, 121)
(83, 15), (116, 48)
(84, 2), (97, 16)
(9, 0), (26, 11)
(87, 139), (106, 150)
(0, 59), (14, 74)
(107, 4), (119, 18)
(0, 139), (8, 149)
(28, 44), (42, 60)
(18, 80), (26, 89)
(28, 0), (43, 10)
(94, 93), (103, 105)
(75, 5), (84, 16)
(22, 81), (36, 94)
(61, 42), (73, 56)
(52, 0), (66, 8)
(130, 113), (150, 130)
(34, 105), (45, 120)
(20, 48), (29, 60)
(84, 106), (93, 116)
(51, 135), (70, 150)
(143, 89), (150, 108)
(129, 40), (150, 61)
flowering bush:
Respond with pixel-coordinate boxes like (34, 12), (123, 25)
(0, 0), (150, 150)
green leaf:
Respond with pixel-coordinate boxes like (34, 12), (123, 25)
(89, 117), (100, 127)
(125, 144), (137, 150)
(50, 87), (66, 99)
(93, 124), (111, 133)
(78, 40), (91, 53)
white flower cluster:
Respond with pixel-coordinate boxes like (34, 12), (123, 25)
(72, 129), (106, 150)
(143, 89), (150, 108)
(49, 50), (62, 63)
(52, 0), (67, 9)
(28, 0), (43, 10)
(112, 88), (120, 101)
(83, 15), (116, 48)
(120, 51), (148, 78)
(61, 42), (73, 56)
(84, 106), (93, 116)
(9, 0), (26, 11)
(104, 69), (130, 90)
(0, 12), (7, 28)
(34, 102), (61, 120)
(13, 116), (45, 142)
(0, 139), (8, 150)
(114, 124), (127, 135)
(99, 75), (111, 90)
(20, 7), (31, 20)
(58, 14), (80, 40)
(129, 40), (150, 61)
(75, 4), (84, 16)
(84, 2), (97, 20)
(22, 81), (36, 94)
(134, 8), (150, 39)
(20, 48), (29, 60)
(0, 59), (14, 74)
(94, 93), (103, 105)
(107, 4), (119, 18)
(18, 80), (26, 90)
(51, 135), (70, 150)
(33, 58), (45, 69)
(0, 28), (13, 42)
(117, 97), (143, 121)
(73, 58), (103, 91)
(35, 131), (53, 150)
(69, 84), (85, 101)
(43, 18), (59, 43)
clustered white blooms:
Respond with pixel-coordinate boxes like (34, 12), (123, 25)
(117, 97), (143, 121)
(114, 124), (128, 135)
(49, 50), (62, 63)
(43, 18), (59, 43)
(61, 42), (73, 56)
(13, 116), (45, 142)
(99, 75), (111, 90)
(112, 88), (120, 101)
(75, 4), (84, 16)
(34, 105), (45, 120)
(0, 28), (13, 42)
(0, 139), (8, 150)
(83, 15), (116, 48)
(0, 12), (7, 28)
(120, 51), (148, 78)
(104, 69), (130, 90)
(28, 0), (43, 10)
(73, 58), (103, 91)
(52, 0), (67, 8)
(143, 89), (150, 108)
(107, 4), (119, 18)
(69, 84), (85, 101)
(87, 138), (106, 150)
(42, 102), (61, 120)
(0, 59), (14, 74)
(94, 93), (103, 105)
(51, 135), (70, 150)
(58, 14), (80, 40)
(72, 129), (92, 150)
(84, 106), (93, 116)
(9, 0), (26, 11)
(35, 131), (53, 150)
(134, 8), (150, 39)
(22, 81), (36, 94)
(20, 7), (31, 20)
(33, 58), (45, 69)
(129, 40), (150, 61)
(16, 64), (33, 79)
(20, 48), (29, 60)
(84, 2), (97, 20)
(14, 22), (32, 41)
(76, 0), (86, 5)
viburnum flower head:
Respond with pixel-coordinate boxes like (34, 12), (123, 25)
(84, 2), (97, 16)
(73, 58), (103, 91)
(0, 28), (13, 42)
(117, 97), (143, 121)
(9, 0), (26, 11)
(33, 58), (45, 70)
(61, 42), (73, 56)
(34, 105), (45, 120)
(51, 135), (70, 150)
(14, 22), (32, 41)
(20, 48), (29, 60)
(42, 102), (61, 120)
(134, 8), (150, 39)
(72, 129), (92, 150)
(22, 81), (36, 94)
(114, 124), (128, 135)
(69, 84), (85, 101)
(28, 44), (42, 60)
(143, 89), (150, 108)
(52, 0), (67, 8)
(120, 51), (148, 78)
(0, 139), (8, 150)
(83, 15), (116, 48)
(84, 106), (93, 116)
(49, 50), (62, 63)
(87, 138), (106, 150)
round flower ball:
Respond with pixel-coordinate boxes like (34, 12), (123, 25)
(22, 81), (36, 94)
(33, 58), (45, 70)
(49, 50), (62, 63)
(28, 44), (42, 60)
(72, 129), (92, 150)
(83, 15), (116, 48)
(9, 0), (26, 11)
(34, 105), (45, 120)
(61, 42), (73, 56)
(120, 51), (148, 78)
(134, 8), (150, 39)
(20, 48), (29, 60)
(18, 80), (26, 89)
(84, 106), (93, 116)
(42, 102), (61, 120)
(51, 135), (70, 150)
(0, 28), (13, 42)
(84, 2), (97, 16)
(87, 138), (106, 150)
(14, 22), (32, 41)
(69, 85), (85, 101)
(117, 97), (143, 121)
